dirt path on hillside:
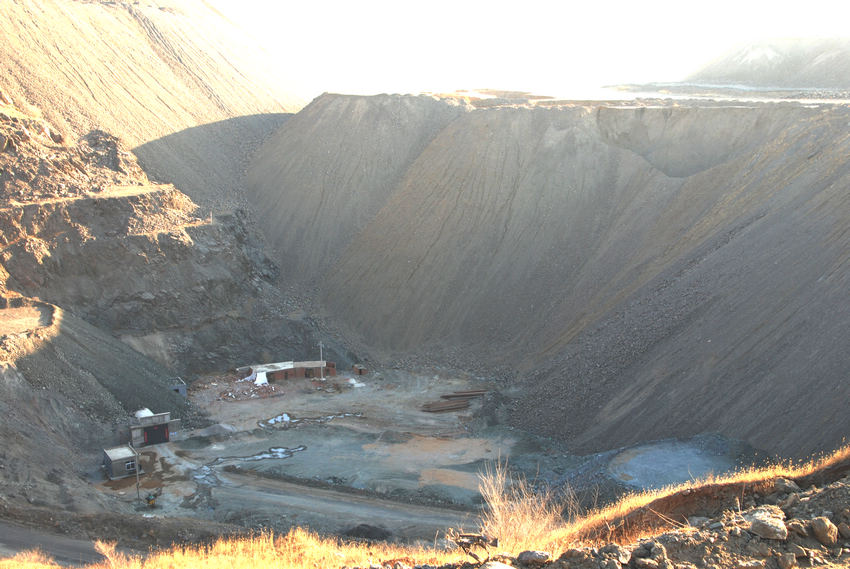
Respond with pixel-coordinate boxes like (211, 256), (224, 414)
(212, 471), (477, 540)
(0, 521), (105, 567)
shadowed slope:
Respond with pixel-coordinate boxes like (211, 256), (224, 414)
(245, 93), (466, 278)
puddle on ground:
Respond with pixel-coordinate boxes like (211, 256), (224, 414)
(209, 445), (307, 466)
(259, 412), (362, 430)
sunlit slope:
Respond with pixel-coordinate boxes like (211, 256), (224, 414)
(0, 0), (304, 207)
(249, 95), (850, 457)
(514, 104), (850, 458)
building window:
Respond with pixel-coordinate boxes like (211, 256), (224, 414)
(125, 460), (137, 473)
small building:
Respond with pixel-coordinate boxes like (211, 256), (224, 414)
(237, 360), (337, 382)
(103, 445), (140, 480)
(129, 408), (181, 447)
(352, 364), (368, 375)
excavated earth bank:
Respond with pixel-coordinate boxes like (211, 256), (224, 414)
(246, 95), (850, 460)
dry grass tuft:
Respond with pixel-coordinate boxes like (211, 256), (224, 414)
(476, 460), (578, 552)
(0, 549), (63, 569)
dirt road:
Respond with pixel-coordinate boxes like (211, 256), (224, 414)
(213, 471), (478, 541)
(0, 521), (105, 567)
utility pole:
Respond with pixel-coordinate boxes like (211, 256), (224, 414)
(130, 443), (141, 502)
(319, 341), (324, 381)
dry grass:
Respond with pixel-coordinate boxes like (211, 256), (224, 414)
(477, 460), (581, 552)
(3, 443), (849, 569)
(550, 442), (850, 546)
(0, 549), (62, 569)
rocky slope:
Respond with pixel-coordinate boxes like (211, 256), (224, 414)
(0, 96), (326, 512)
(247, 94), (850, 459)
(0, 0), (305, 210)
(1, 101), (323, 375)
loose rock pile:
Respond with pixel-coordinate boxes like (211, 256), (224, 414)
(364, 474), (850, 569)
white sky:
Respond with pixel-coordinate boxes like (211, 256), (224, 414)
(214, 0), (850, 99)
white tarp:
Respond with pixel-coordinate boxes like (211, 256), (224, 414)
(253, 371), (268, 386)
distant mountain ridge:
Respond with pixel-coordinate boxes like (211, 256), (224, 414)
(687, 38), (850, 88)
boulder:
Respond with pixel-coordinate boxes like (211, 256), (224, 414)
(480, 563), (514, 569)
(785, 519), (808, 537)
(598, 543), (631, 564)
(777, 554), (796, 569)
(838, 521), (850, 540)
(810, 517), (838, 546)
(516, 550), (551, 566)
(745, 507), (788, 540)
(343, 524), (392, 541)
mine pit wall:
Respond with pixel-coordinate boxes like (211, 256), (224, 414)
(248, 95), (850, 459)
(0, 187), (316, 375)
(0, 297), (188, 511)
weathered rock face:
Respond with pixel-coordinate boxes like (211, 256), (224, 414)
(247, 94), (850, 458)
(1, 108), (316, 376)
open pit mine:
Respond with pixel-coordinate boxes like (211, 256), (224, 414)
(2, 0), (850, 564)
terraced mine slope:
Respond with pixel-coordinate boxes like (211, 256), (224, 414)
(247, 95), (850, 459)
(0, 97), (321, 515)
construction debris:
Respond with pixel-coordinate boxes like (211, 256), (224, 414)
(422, 390), (487, 412)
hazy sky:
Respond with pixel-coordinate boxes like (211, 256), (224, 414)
(215, 0), (850, 99)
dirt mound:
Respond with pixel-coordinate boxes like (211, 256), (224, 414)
(247, 94), (850, 459)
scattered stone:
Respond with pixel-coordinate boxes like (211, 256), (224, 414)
(688, 516), (710, 527)
(780, 494), (800, 510)
(838, 522), (850, 540)
(598, 543), (631, 564)
(516, 550), (550, 566)
(480, 562), (514, 569)
(560, 547), (593, 562)
(0, 90), (12, 105)
(788, 544), (807, 558)
(774, 479), (801, 494)
(745, 507), (788, 540)
(634, 558), (659, 569)
(737, 560), (764, 569)
(785, 519), (808, 537)
(343, 524), (392, 541)
(777, 553), (796, 569)
(811, 517), (838, 546)
(49, 130), (64, 144)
